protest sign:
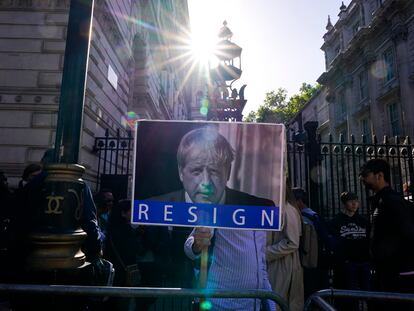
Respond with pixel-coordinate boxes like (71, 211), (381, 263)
(132, 120), (285, 231)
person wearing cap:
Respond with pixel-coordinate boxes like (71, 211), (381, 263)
(329, 192), (370, 310)
(359, 159), (414, 310)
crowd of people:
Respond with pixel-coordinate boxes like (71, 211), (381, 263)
(0, 138), (413, 311)
(271, 158), (414, 311)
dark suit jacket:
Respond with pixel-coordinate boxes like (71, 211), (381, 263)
(150, 187), (275, 207)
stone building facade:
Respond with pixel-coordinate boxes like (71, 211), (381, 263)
(0, 0), (193, 187)
(288, 88), (330, 141)
(316, 0), (414, 142)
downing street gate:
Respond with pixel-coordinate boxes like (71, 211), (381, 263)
(93, 122), (414, 219)
(287, 121), (414, 219)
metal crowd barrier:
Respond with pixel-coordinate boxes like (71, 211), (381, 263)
(0, 283), (289, 311)
(304, 289), (414, 311)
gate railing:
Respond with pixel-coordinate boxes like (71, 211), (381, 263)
(93, 129), (133, 193)
(287, 122), (414, 219)
(304, 289), (414, 311)
(0, 284), (290, 311)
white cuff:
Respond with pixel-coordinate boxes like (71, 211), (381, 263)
(184, 236), (201, 260)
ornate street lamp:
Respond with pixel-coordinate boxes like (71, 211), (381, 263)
(26, 0), (95, 272)
(207, 21), (247, 121)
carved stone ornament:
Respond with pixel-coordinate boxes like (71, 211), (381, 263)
(326, 92), (336, 103)
(391, 24), (408, 43)
(363, 51), (376, 65)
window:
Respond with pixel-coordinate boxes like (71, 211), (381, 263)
(336, 90), (347, 122)
(383, 48), (395, 83)
(361, 118), (371, 142)
(358, 70), (368, 100)
(352, 22), (360, 35)
(107, 64), (118, 90)
(388, 103), (401, 136)
(196, 90), (203, 105)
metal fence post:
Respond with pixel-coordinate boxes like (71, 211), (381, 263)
(304, 121), (320, 213)
(406, 136), (414, 200)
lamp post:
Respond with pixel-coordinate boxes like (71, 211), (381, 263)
(27, 0), (94, 271)
(207, 21), (247, 122)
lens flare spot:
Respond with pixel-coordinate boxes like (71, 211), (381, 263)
(124, 111), (139, 129)
(370, 60), (387, 80)
(200, 106), (208, 116)
(200, 300), (212, 310)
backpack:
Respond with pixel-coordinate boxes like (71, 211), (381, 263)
(302, 211), (337, 269)
(299, 216), (319, 268)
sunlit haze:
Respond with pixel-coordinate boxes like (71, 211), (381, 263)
(188, 0), (351, 114)
(190, 32), (219, 68)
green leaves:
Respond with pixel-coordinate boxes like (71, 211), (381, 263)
(244, 83), (321, 124)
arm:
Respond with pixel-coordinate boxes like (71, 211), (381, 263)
(395, 200), (414, 242)
(260, 232), (277, 311)
(184, 227), (213, 260)
(82, 183), (103, 260)
(184, 229), (198, 260)
(266, 204), (301, 262)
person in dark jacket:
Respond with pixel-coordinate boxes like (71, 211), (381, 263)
(9, 151), (103, 275)
(94, 188), (115, 244)
(105, 199), (170, 311)
(360, 159), (414, 310)
(0, 171), (12, 255)
(17, 163), (42, 191)
(293, 187), (335, 299)
(104, 199), (145, 310)
(0, 171), (13, 309)
(329, 191), (370, 310)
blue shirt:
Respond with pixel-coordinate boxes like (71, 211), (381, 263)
(185, 228), (276, 311)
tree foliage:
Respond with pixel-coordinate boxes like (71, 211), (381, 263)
(244, 83), (321, 124)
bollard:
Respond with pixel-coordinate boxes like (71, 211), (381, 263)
(27, 164), (87, 271)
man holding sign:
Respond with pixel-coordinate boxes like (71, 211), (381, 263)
(178, 127), (276, 311)
(133, 123), (283, 310)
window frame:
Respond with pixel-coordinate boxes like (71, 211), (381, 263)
(388, 102), (401, 137)
(382, 47), (395, 83)
(360, 118), (372, 142)
(358, 70), (368, 101)
(336, 90), (347, 122)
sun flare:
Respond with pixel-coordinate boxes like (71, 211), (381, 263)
(189, 33), (219, 67)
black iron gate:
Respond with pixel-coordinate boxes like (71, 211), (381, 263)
(92, 124), (414, 217)
(93, 129), (133, 200)
(287, 121), (414, 219)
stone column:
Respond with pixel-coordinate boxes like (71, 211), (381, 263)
(392, 19), (414, 138)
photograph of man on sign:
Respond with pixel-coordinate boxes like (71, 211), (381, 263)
(132, 121), (285, 311)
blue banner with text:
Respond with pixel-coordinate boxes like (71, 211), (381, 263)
(132, 200), (281, 230)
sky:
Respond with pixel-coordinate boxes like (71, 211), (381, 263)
(187, 0), (351, 115)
